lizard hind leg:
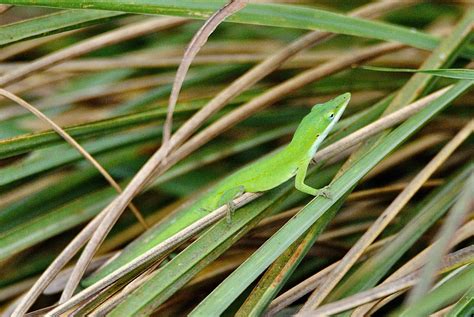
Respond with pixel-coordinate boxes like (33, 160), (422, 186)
(216, 185), (246, 224)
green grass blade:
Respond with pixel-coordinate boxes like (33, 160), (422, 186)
(0, 128), (158, 188)
(189, 80), (473, 316)
(0, 186), (115, 261)
(3, 1), (473, 58)
(399, 264), (474, 317)
(0, 10), (122, 46)
(236, 196), (346, 317)
(362, 66), (474, 80)
(327, 163), (473, 303)
(446, 287), (474, 317)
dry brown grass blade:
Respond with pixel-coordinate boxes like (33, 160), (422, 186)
(347, 179), (443, 201)
(306, 246), (474, 316)
(162, 0), (248, 147)
(0, 51), (427, 73)
(0, 89), (148, 229)
(0, 31), (78, 62)
(352, 220), (474, 316)
(264, 238), (392, 316)
(11, 214), (106, 317)
(406, 164), (474, 303)
(0, 17), (187, 87)
(300, 119), (474, 312)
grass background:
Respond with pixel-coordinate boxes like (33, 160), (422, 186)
(0, 1), (472, 316)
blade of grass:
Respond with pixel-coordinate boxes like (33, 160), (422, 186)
(351, 220), (474, 316)
(362, 66), (474, 80)
(325, 162), (473, 309)
(163, 0), (247, 146)
(310, 250), (474, 316)
(264, 238), (390, 316)
(235, 195), (347, 317)
(0, 10), (123, 47)
(0, 89), (149, 229)
(406, 169), (474, 303)
(399, 263), (474, 317)
(446, 287), (474, 317)
(0, 17), (187, 87)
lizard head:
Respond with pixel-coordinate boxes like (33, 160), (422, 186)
(310, 92), (350, 123)
(289, 93), (351, 157)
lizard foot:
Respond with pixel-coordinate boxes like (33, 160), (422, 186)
(315, 185), (332, 199)
(225, 200), (237, 224)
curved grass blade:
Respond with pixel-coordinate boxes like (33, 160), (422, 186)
(163, 0), (247, 145)
(189, 81), (473, 316)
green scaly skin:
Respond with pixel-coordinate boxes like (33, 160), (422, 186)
(83, 93), (351, 286)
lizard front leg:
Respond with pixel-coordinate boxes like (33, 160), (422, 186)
(295, 159), (332, 198)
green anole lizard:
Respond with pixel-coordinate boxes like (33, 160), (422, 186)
(83, 93), (350, 285)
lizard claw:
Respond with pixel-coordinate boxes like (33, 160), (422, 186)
(315, 185), (332, 199)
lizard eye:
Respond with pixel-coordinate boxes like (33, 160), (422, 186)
(329, 113), (335, 120)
